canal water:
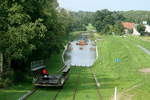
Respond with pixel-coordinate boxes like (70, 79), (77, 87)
(64, 39), (97, 67)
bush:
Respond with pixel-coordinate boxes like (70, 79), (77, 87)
(0, 78), (13, 88)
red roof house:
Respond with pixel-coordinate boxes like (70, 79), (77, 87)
(121, 22), (135, 30)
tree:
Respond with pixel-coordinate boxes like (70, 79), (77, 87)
(70, 11), (95, 31)
(93, 9), (114, 32)
(106, 23), (124, 35)
(93, 9), (125, 34)
(0, 0), (74, 84)
(137, 24), (146, 35)
(119, 10), (150, 24)
(1, 2), (46, 61)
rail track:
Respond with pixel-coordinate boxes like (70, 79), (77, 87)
(18, 65), (68, 100)
(72, 68), (103, 100)
(18, 88), (38, 100)
(19, 69), (102, 100)
(72, 72), (81, 100)
(52, 89), (62, 100)
(90, 69), (103, 100)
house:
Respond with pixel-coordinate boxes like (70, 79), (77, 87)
(122, 22), (135, 30)
(142, 21), (150, 33)
(145, 25), (150, 33)
(121, 22), (141, 36)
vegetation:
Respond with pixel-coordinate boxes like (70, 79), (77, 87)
(69, 11), (94, 31)
(93, 36), (150, 100)
(27, 36), (150, 100)
(93, 9), (125, 35)
(0, 0), (74, 86)
(0, 51), (64, 100)
(137, 24), (146, 35)
(0, 0), (150, 99)
(119, 10), (150, 23)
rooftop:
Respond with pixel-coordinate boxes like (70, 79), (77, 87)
(122, 22), (135, 29)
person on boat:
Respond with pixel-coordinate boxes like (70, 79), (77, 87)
(41, 68), (49, 78)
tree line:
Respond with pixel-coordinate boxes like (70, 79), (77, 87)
(71, 9), (150, 35)
(119, 10), (150, 24)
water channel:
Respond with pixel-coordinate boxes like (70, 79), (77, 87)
(63, 35), (97, 67)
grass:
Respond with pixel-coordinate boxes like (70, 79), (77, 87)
(93, 36), (150, 99)
(140, 36), (150, 41)
(127, 36), (150, 50)
(0, 90), (26, 100)
(0, 31), (80, 100)
(1, 35), (150, 100)
(86, 24), (96, 31)
(43, 35), (150, 100)
(0, 83), (33, 100)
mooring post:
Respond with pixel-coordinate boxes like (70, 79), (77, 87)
(114, 87), (118, 100)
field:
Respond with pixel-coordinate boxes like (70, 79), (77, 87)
(1, 35), (150, 100)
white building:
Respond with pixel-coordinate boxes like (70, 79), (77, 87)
(145, 25), (150, 33)
(133, 28), (141, 36)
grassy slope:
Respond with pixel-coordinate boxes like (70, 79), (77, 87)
(122, 36), (150, 100)
(93, 36), (150, 100)
(127, 36), (150, 50)
(10, 35), (150, 100)
(86, 24), (96, 31)
(56, 67), (100, 100)
(51, 35), (150, 100)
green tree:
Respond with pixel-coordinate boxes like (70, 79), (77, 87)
(93, 9), (125, 34)
(0, 0), (74, 84)
(70, 11), (94, 31)
(137, 24), (146, 35)
(106, 23), (124, 35)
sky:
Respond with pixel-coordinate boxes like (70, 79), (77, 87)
(58, 0), (150, 12)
